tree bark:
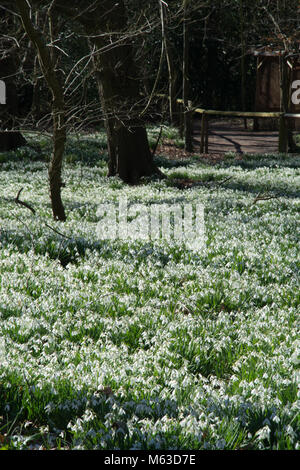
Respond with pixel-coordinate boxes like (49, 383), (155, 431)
(58, 0), (163, 184)
(183, 0), (193, 152)
(239, 0), (247, 129)
(161, 2), (178, 126)
(91, 41), (160, 183)
(17, 0), (66, 221)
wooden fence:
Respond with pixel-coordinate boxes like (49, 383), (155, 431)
(172, 97), (300, 153)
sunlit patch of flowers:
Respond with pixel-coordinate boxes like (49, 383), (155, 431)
(0, 144), (299, 449)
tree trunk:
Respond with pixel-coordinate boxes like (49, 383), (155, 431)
(76, 0), (163, 183)
(239, 0), (247, 129)
(17, 0), (66, 221)
(116, 124), (156, 184)
(161, 2), (178, 126)
(89, 45), (117, 177)
(48, 100), (66, 221)
(183, 0), (193, 152)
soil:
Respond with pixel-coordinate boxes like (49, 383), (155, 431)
(193, 118), (279, 156)
(155, 118), (284, 189)
(156, 118), (281, 164)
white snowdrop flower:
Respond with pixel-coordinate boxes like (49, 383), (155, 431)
(255, 425), (271, 441)
(271, 415), (280, 424)
(82, 409), (96, 422)
(285, 425), (296, 440)
(0, 155), (299, 449)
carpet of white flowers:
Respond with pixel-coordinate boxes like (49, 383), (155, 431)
(0, 132), (299, 449)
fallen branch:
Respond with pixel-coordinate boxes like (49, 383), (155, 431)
(251, 192), (279, 205)
(14, 188), (72, 239)
(213, 175), (233, 187)
(173, 175), (233, 190)
(15, 187), (36, 214)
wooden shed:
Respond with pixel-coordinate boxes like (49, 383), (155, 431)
(253, 47), (300, 130)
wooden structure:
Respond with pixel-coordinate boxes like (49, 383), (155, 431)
(253, 48), (300, 130)
(0, 48), (28, 151)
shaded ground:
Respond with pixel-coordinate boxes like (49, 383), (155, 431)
(193, 118), (279, 155)
(157, 118), (283, 164)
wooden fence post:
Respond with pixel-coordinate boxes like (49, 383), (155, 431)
(205, 115), (209, 153)
(179, 102), (184, 139)
(200, 112), (206, 153)
(278, 113), (288, 153)
(184, 99), (193, 152)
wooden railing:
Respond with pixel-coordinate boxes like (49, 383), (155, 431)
(162, 95), (300, 153)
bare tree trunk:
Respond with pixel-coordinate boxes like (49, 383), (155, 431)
(17, 0), (66, 221)
(161, 2), (178, 126)
(239, 0), (247, 129)
(183, 0), (193, 152)
(49, 98), (66, 220)
(31, 13), (42, 121)
(105, 116), (118, 177)
(90, 46), (117, 177)
(90, 36), (160, 184)
(63, 0), (163, 184)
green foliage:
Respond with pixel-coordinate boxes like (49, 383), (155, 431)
(0, 131), (299, 450)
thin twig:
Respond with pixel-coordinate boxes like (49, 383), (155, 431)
(44, 222), (72, 240)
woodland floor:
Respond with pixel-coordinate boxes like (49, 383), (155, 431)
(192, 118), (279, 157)
(0, 130), (299, 450)
(157, 118), (282, 165)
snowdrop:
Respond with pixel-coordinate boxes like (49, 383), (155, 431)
(0, 153), (299, 449)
